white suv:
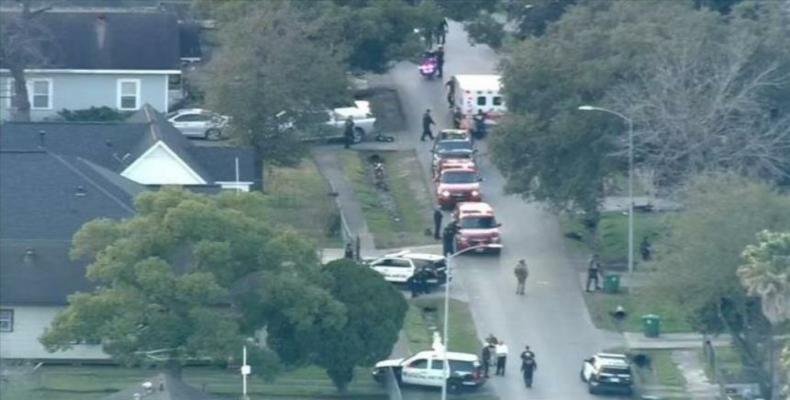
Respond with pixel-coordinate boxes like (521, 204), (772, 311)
(167, 109), (229, 140)
(362, 251), (447, 287)
(580, 353), (633, 395)
(372, 333), (485, 393)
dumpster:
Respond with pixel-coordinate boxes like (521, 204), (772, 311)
(603, 274), (621, 294)
(641, 314), (661, 338)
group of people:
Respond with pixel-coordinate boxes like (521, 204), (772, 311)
(480, 335), (538, 387)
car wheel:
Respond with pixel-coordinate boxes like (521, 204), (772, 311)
(353, 127), (365, 143)
(448, 380), (461, 393)
(205, 128), (222, 140)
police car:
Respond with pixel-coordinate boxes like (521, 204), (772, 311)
(580, 353), (634, 395)
(372, 332), (485, 393)
(362, 251), (447, 287)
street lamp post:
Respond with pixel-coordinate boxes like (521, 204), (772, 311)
(578, 105), (635, 274)
(441, 243), (502, 400)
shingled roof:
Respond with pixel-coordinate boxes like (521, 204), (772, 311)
(0, 10), (180, 70)
(0, 150), (145, 305)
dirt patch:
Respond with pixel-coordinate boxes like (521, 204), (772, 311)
(356, 87), (406, 134)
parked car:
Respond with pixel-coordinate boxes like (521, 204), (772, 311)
(435, 167), (482, 209)
(453, 202), (501, 254)
(434, 156), (477, 180)
(431, 139), (476, 173)
(294, 101), (376, 143)
(372, 332), (485, 393)
(362, 251), (447, 287)
(580, 353), (634, 395)
(435, 128), (472, 142)
(166, 108), (229, 140)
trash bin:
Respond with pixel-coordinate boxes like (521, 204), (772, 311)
(603, 274), (621, 293)
(641, 314), (661, 338)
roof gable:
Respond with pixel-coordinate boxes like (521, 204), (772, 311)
(122, 141), (206, 185)
(0, 10), (180, 70)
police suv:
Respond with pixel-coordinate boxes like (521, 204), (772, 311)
(580, 352), (634, 395)
(372, 332), (485, 393)
(362, 251), (447, 287)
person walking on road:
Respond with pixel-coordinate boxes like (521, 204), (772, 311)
(442, 220), (457, 256)
(436, 18), (448, 44)
(433, 207), (443, 240)
(586, 253), (603, 292)
(421, 109), (435, 141)
(514, 259), (529, 295)
(481, 342), (493, 378)
(495, 341), (508, 376)
(520, 345), (537, 388)
(445, 79), (455, 109)
(343, 116), (355, 149)
(435, 45), (445, 78)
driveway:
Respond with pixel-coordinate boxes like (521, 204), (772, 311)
(383, 21), (624, 399)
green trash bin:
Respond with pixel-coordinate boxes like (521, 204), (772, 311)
(641, 314), (661, 338)
(603, 274), (621, 293)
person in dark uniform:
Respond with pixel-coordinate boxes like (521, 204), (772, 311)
(421, 109), (435, 141)
(343, 116), (355, 149)
(435, 45), (445, 78)
(586, 254), (603, 292)
(436, 18), (448, 44)
(344, 242), (354, 259)
(442, 221), (457, 256)
(481, 343), (493, 378)
(409, 275), (420, 298)
(433, 207), (443, 240)
(445, 79), (455, 109)
(520, 345), (537, 388)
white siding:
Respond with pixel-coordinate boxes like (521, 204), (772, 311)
(121, 141), (206, 185)
(0, 306), (109, 360)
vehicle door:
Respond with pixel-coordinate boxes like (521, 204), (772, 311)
(401, 358), (431, 386)
(370, 258), (413, 283)
(426, 359), (447, 387)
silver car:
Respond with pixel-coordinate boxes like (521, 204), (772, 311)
(167, 108), (230, 140)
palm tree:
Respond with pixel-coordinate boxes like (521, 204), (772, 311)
(737, 230), (790, 399)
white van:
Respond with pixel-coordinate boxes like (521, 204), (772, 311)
(451, 74), (506, 124)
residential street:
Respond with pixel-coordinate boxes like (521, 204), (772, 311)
(384, 22), (624, 399)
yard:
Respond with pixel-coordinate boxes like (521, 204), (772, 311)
(583, 288), (693, 333)
(261, 159), (343, 247)
(0, 365), (387, 400)
(403, 297), (481, 355)
(338, 150), (436, 249)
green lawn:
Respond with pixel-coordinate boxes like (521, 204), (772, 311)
(338, 150), (435, 249)
(1, 365), (387, 400)
(261, 159), (343, 247)
(559, 211), (669, 265)
(404, 297), (480, 355)
(583, 288), (693, 333)
(634, 350), (687, 392)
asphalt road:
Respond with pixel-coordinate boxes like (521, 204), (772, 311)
(386, 22), (624, 399)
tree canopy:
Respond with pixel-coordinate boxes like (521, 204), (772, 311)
(41, 189), (406, 389)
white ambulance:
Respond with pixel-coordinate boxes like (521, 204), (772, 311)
(451, 74), (506, 125)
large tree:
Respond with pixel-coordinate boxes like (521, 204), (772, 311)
(40, 189), (335, 377)
(647, 174), (790, 396)
(201, 2), (351, 166)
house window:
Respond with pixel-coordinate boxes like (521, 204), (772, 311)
(29, 78), (52, 110)
(0, 309), (13, 332)
(117, 79), (140, 110)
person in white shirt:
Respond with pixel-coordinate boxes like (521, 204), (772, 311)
(495, 341), (509, 376)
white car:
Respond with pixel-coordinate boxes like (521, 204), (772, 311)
(362, 251), (447, 287)
(324, 101), (376, 143)
(580, 353), (633, 395)
(372, 333), (485, 393)
(167, 109), (230, 140)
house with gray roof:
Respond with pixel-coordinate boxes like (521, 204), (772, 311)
(1, 104), (260, 191)
(0, 9), (183, 121)
(0, 149), (146, 360)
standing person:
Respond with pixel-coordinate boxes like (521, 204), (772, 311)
(435, 45), (445, 78)
(445, 79), (455, 109)
(481, 343), (492, 378)
(408, 275), (420, 298)
(343, 116), (355, 149)
(586, 253), (603, 292)
(472, 109), (486, 138)
(495, 340), (508, 376)
(344, 242), (354, 259)
(514, 259), (529, 295)
(436, 18), (448, 44)
(421, 109), (435, 141)
(442, 220), (457, 256)
(433, 207), (443, 240)
(520, 345), (537, 388)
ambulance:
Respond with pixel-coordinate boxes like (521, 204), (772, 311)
(451, 74), (506, 125)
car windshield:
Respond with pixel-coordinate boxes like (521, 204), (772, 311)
(441, 171), (477, 184)
(459, 216), (496, 229)
(441, 153), (472, 160)
(436, 141), (473, 152)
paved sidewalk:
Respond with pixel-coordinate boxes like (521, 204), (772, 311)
(312, 147), (376, 252)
